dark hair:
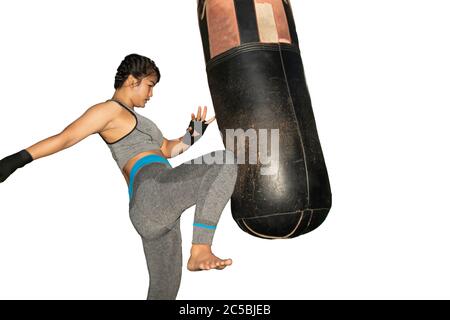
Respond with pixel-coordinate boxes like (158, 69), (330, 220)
(114, 53), (161, 89)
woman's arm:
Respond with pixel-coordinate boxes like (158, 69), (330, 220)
(160, 106), (216, 159)
(161, 137), (189, 159)
(26, 102), (116, 160)
(1, 102), (116, 183)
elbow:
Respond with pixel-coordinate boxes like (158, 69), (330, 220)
(161, 139), (175, 159)
(161, 138), (189, 159)
(58, 132), (77, 149)
(162, 143), (185, 159)
(162, 148), (175, 159)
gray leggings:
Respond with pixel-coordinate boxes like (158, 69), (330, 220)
(128, 149), (238, 300)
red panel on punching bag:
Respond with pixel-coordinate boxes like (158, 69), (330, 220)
(197, 0), (332, 239)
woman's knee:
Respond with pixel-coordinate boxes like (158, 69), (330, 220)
(130, 210), (171, 241)
(143, 223), (173, 241)
(200, 149), (238, 183)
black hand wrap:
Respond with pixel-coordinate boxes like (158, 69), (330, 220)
(182, 120), (210, 146)
(0, 149), (33, 183)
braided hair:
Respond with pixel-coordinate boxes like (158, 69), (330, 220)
(114, 54), (161, 89)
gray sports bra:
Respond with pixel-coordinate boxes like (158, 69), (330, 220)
(99, 99), (164, 170)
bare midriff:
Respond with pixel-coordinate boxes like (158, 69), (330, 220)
(122, 150), (166, 187)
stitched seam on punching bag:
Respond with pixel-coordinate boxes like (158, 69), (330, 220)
(206, 42), (299, 71)
(277, 43), (310, 207)
(238, 208), (329, 220)
(304, 209), (314, 231)
(240, 212), (303, 239)
(208, 43), (299, 68)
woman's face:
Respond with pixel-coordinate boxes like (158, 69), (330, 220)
(131, 74), (158, 108)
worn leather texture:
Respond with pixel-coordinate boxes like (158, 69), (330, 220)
(197, 0), (331, 239)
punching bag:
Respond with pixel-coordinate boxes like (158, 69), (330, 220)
(197, 0), (332, 239)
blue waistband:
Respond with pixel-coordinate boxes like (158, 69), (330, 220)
(128, 154), (171, 199)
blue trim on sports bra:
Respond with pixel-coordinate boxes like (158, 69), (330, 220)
(129, 154), (172, 199)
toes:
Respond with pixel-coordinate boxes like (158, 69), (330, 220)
(193, 257), (232, 271)
(212, 259), (231, 270)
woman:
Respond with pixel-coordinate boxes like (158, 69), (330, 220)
(0, 53), (238, 300)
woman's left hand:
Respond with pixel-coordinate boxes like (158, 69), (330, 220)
(188, 106), (216, 136)
(188, 106), (216, 132)
(183, 106), (216, 145)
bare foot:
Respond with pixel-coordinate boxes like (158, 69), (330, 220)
(187, 244), (233, 271)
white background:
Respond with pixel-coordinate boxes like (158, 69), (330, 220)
(0, 0), (449, 300)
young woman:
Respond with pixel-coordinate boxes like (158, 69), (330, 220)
(0, 53), (238, 300)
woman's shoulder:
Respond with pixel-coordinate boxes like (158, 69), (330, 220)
(87, 100), (126, 117)
(83, 100), (124, 127)
(94, 99), (122, 110)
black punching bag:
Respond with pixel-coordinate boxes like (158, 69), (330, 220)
(197, 0), (332, 239)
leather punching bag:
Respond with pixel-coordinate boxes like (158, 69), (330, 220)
(197, 0), (332, 239)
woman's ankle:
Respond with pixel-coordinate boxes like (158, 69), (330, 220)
(190, 243), (212, 255)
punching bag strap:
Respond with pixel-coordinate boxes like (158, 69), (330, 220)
(200, 0), (208, 20)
